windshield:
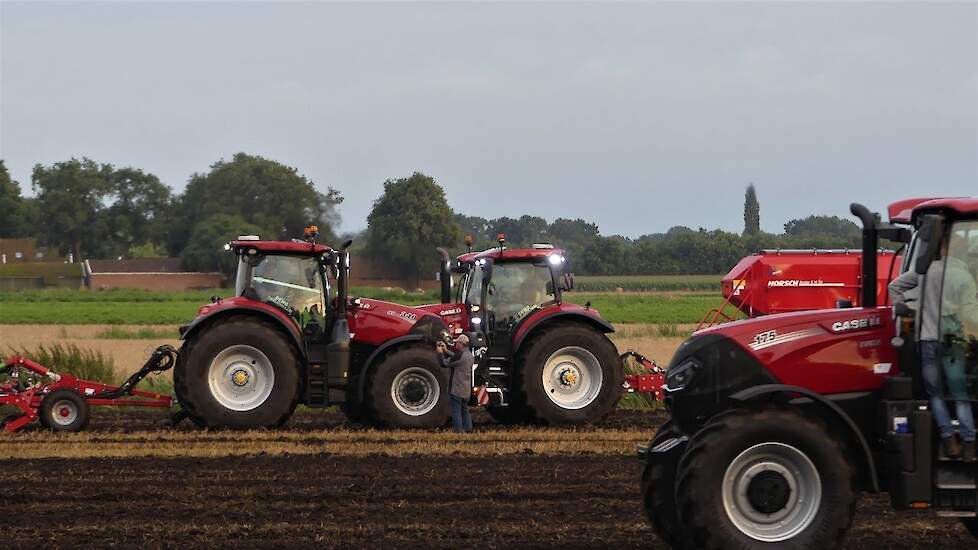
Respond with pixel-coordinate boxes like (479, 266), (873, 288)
(459, 263), (484, 306)
(244, 255), (325, 321)
(486, 262), (555, 324)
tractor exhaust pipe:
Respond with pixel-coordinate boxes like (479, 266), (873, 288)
(849, 203), (878, 308)
(436, 247), (452, 304)
(337, 240), (353, 317)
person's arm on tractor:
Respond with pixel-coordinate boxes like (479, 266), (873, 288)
(889, 269), (919, 308)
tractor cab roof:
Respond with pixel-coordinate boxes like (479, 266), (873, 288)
(888, 197), (978, 224)
(230, 239), (333, 256)
(456, 246), (564, 264)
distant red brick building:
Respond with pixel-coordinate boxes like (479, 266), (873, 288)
(84, 258), (223, 291)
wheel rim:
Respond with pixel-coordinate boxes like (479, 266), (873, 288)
(391, 367), (440, 416)
(207, 345), (275, 412)
(541, 346), (603, 410)
(51, 399), (78, 426)
(722, 442), (822, 542)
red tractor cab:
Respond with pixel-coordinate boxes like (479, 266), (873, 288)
(641, 197), (978, 549)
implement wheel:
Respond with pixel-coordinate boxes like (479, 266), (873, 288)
(40, 389), (90, 432)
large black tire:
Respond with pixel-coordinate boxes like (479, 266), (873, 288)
(366, 346), (450, 428)
(676, 407), (855, 550)
(174, 316), (300, 429)
(518, 322), (623, 425)
(40, 389), (90, 432)
(640, 421), (694, 550)
(962, 518), (978, 540)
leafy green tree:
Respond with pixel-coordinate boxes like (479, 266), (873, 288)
(548, 217), (600, 261)
(743, 183), (760, 236)
(454, 213), (491, 249)
(32, 158), (114, 259)
(582, 236), (627, 275)
(366, 172), (460, 287)
(0, 160), (30, 238)
(784, 215), (860, 243)
(170, 153), (342, 255)
(487, 215), (548, 246)
(107, 167), (172, 257)
(181, 213), (262, 276)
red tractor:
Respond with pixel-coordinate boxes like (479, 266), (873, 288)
(641, 197), (978, 549)
(174, 233), (625, 429)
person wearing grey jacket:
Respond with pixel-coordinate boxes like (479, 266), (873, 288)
(437, 334), (474, 433)
(889, 237), (978, 461)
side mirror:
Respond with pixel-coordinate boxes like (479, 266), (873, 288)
(914, 215), (945, 275)
(560, 272), (574, 291)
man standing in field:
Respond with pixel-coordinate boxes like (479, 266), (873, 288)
(436, 334), (474, 433)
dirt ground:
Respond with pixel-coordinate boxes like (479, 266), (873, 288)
(1, 410), (974, 549)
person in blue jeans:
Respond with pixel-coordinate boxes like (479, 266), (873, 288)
(920, 341), (975, 459)
(890, 237), (978, 461)
(437, 334), (474, 433)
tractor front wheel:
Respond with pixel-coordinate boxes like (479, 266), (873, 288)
(641, 421), (694, 549)
(518, 322), (623, 424)
(175, 316), (300, 429)
(366, 346), (449, 428)
(676, 407), (855, 550)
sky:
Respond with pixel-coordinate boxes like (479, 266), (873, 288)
(1, 1), (976, 238)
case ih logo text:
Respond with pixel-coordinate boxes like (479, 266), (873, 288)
(832, 316), (881, 333)
(439, 307), (462, 316)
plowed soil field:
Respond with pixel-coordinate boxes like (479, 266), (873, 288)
(2, 410), (973, 548)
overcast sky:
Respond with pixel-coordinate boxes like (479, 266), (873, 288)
(1, 2), (976, 237)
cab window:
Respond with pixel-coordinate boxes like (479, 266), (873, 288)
(250, 255), (325, 322)
(487, 262), (555, 324)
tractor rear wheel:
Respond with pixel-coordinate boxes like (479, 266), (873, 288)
(676, 407), (855, 550)
(366, 346), (449, 428)
(962, 518), (978, 540)
(518, 322), (622, 424)
(40, 389), (90, 432)
(175, 316), (300, 429)
(641, 421), (694, 549)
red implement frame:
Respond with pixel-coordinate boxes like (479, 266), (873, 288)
(621, 351), (666, 401)
(0, 345), (176, 432)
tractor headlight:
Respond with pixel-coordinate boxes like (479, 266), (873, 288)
(548, 254), (564, 265)
(665, 358), (701, 392)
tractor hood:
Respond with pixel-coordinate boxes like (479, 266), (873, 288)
(666, 307), (898, 432)
(347, 298), (449, 346)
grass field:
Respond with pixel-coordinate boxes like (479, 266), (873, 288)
(0, 288), (726, 325)
(574, 274), (722, 292)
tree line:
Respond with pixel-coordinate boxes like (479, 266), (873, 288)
(0, 155), (862, 279)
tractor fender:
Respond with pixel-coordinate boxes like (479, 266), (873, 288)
(179, 305), (305, 358)
(729, 384), (880, 492)
(512, 309), (615, 357)
(354, 334), (426, 403)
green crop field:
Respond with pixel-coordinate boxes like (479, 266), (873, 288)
(574, 274), (722, 292)
(0, 287), (726, 325)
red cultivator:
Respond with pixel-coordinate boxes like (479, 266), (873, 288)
(621, 351), (665, 401)
(0, 345), (178, 432)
